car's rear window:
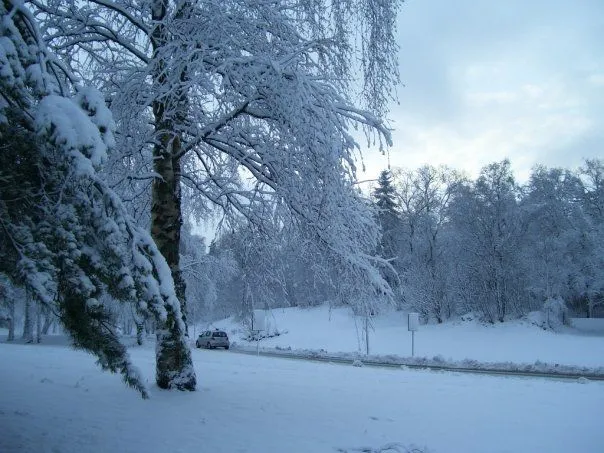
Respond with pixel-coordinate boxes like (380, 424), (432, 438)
(212, 332), (227, 337)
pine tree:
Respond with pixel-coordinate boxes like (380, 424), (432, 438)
(371, 170), (400, 294)
(373, 170), (400, 259)
(374, 170), (398, 213)
(0, 0), (193, 396)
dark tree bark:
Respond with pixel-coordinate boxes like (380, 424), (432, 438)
(41, 313), (53, 335)
(35, 302), (42, 343)
(149, 0), (195, 391)
(136, 319), (144, 346)
(7, 299), (15, 341)
(22, 295), (34, 343)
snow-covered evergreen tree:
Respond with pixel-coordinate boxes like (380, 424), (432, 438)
(0, 0), (193, 396)
(373, 170), (399, 257)
(371, 169), (400, 295)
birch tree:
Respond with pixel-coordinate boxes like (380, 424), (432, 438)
(447, 161), (525, 322)
(31, 0), (402, 385)
(520, 166), (584, 305)
(576, 159), (604, 317)
(392, 166), (462, 320)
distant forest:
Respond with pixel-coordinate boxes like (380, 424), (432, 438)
(3, 159), (602, 340)
(202, 159), (604, 325)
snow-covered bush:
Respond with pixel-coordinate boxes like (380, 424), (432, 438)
(243, 329), (286, 342)
(542, 297), (569, 330)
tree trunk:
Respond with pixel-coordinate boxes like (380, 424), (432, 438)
(151, 138), (187, 318)
(35, 302), (42, 343)
(145, 320), (155, 335)
(7, 299), (15, 341)
(124, 318), (133, 336)
(41, 310), (53, 335)
(136, 319), (144, 346)
(151, 122), (195, 390)
(155, 307), (195, 390)
(22, 295), (34, 343)
(150, 0), (196, 391)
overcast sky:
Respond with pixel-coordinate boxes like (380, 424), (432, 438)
(361, 0), (604, 183)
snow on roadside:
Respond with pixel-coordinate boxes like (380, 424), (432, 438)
(206, 306), (604, 368)
(1, 342), (603, 453)
(232, 344), (604, 379)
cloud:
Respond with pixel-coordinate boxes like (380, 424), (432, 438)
(589, 74), (604, 87)
(360, 0), (604, 184)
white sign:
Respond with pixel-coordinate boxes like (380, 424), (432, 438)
(408, 312), (420, 332)
(253, 309), (266, 332)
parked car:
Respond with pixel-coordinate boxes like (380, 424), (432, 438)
(196, 329), (230, 349)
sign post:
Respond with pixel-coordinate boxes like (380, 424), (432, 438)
(407, 312), (419, 357)
(252, 310), (266, 356)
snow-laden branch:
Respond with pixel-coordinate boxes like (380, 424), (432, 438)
(1, 0), (193, 396)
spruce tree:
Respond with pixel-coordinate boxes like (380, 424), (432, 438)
(0, 0), (193, 396)
(372, 170), (400, 292)
(373, 170), (400, 259)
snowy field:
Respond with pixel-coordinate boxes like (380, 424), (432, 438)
(2, 307), (603, 452)
(1, 341), (603, 453)
(209, 306), (604, 368)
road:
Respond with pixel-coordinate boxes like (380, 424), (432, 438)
(229, 345), (604, 381)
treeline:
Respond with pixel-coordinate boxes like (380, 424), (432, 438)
(200, 159), (604, 324)
(375, 159), (603, 322)
(5, 159), (601, 332)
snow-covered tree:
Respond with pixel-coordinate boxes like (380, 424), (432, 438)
(580, 159), (604, 221)
(447, 160), (525, 322)
(180, 223), (238, 327)
(22, 294), (34, 343)
(32, 0), (402, 359)
(210, 222), (291, 322)
(373, 170), (400, 278)
(575, 159), (604, 317)
(0, 275), (16, 341)
(0, 0), (193, 395)
(392, 165), (463, 321)
(518, 160), (604, 318)
(519, 166), (585, 306)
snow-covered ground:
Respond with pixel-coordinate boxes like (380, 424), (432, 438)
(1, 341), (603, 453)
(2, 307), (603, 452)
(207, 306), (604, 368)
